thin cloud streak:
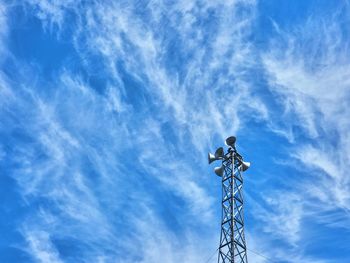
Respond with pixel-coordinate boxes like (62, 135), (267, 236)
(3, 1), (263, 261)
(260, 5), (350, 261)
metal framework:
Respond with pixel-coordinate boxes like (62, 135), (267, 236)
(217, 149), (248, 263)
(209, 137), (249, 263)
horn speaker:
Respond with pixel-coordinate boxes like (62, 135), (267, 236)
(208, 153), (217, 164)
(214, 166), (224, 177)
(239, 161), (251, 172)
(225, 136), (236, 148)
(215, 147), (225, 159)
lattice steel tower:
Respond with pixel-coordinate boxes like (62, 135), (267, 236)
(208, 136), (250, 263)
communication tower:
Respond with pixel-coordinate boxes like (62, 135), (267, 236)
(208, 136), (250, 263)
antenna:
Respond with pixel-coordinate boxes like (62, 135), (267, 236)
(208, 136), (250, 263)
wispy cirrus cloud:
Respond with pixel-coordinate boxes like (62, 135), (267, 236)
(1, 1), (265, 262)
(263, 7), (350, 210)
(23, 230), (63, 263)
(256, 3), (350, 261)
(0, 2), (9, 60)
(27, 0), (265, 148)
(2, 1), (350, 263)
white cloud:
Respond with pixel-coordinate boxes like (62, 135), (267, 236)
(0, 66), (219, 261)
(25, 0), (78, 32)
(0, 2), (10, 63)
(124, 206), (216, 263)
(248, 191), (303, 247)
(5, 1), (348, 262)
(0, 72), (127, 258)
(24, 230), (63, 263)
(26, 0), (266, 152)
(7, 0), (266, 259)
(260, 3), (350, 255)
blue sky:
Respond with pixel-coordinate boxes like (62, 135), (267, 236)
(0, 0), (350, 262)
